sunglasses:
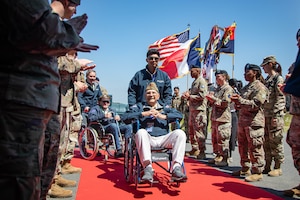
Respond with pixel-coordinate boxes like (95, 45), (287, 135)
(102, 101), (110, 104)
(148, 56), (159, 61)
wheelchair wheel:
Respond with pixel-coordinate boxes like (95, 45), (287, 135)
(124, 137), (134, 183)
(78, 126), (99, 160)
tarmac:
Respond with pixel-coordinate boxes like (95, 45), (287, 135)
(47, 132), (299, 200)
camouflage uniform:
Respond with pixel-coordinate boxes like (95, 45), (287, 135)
(263, 74), (286, 172)
(57, 55), (84, 168)
(188, 76), (208, 155)
(0, 1), (81, 199)
(41, 114), (60, 198)
(179, 97), (189, 142)
(209, 83), (233, 160)
(286, 95), (300, 175)
(171, 94), (182, 130)
(235, 80), (268, 174)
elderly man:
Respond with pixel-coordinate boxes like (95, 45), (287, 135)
(123, 82), (187, 183)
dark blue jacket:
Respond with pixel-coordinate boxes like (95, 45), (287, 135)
(122, 103), (182, 137)
(88, 105), (117, 125)
(78, 82), (102, 111)
(128, 66), (172, 107)
(284, 50), (300, 97)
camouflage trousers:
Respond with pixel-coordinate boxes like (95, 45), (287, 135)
(57, 106), (79, 173)
(263, 116), (285, 166)
(211, 121), (231, 157)
(188, 110), (207, 152)
(0, 101), (53, 200)
(40, 114), (60, 200)
(286, 115), (300, 175)
(238, 125), (265, 174)
(183, 112), (189, 142)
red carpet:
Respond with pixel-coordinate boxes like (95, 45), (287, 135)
(72, 149), (283, 200)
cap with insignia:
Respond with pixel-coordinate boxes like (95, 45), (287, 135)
(69, 0), (80, 5)
(215, 70), (228, 76)
(244, 63), (261, 73)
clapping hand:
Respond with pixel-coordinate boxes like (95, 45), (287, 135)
(75, 42), (99, 53)
(230, 93), (240, 102)
(67, 13), (88, 35)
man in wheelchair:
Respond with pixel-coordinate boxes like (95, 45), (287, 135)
(123, 82), (187, 183)
(88, 95), (130, 158)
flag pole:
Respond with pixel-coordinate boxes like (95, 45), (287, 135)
(186, 23), (191, 91)
(232, 54), (235, 78)
(186, 73), (189, 91)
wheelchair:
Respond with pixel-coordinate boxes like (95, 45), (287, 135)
(78, 120), (123, 162)
(124, 120), (186, 188)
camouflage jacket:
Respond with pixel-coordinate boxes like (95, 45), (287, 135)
(0, 0), (80, 112)
(236, 80), (268, 127)
(189, 76), (208, 111)
(210, 83), (233, 123)
(58, 56), (83, 108)
(263, 74), (286, 117)
(171, 95), (182, 112)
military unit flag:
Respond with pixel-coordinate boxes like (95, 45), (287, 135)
(147, 22), (235, 80)
(218, 22), (236, 54)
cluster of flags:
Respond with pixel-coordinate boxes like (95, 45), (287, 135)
(148, 22), (236, 81)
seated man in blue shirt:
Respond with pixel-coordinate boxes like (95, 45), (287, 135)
(123, 82), (187, 182)
(89, 95), (131, 158)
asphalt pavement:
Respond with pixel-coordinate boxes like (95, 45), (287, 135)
(201, 132), (299, 200)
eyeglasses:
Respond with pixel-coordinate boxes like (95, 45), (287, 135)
(102, 101), (110, 104)
(148, 56), (159, 61)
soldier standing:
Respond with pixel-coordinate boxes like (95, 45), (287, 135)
(46, 1), (99, 198)
(260, 55), (286, 177)
(171, 87), (182, 130)
(183, 65), (208, 159)
(282, 28), (300, 198)
(231, 64), (268, 182)
(206, 70), (233, 166)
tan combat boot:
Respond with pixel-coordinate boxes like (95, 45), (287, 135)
(284, 185), (300, 197)
(215, 156), (228, 167)
(56, 175), (77, 187)
(268, 161), (282, 177)
(268, 168), (282, 177)
(48, 182), (72, 198)
(186, 149), (200, 157)
(62, 162), (82, 174)
(232, 168), (251, 177)
(262, 160), (271, 174)
(245, 173), (263, 182)
(197, 151), (206, 160)
(208, 155), (222, 164)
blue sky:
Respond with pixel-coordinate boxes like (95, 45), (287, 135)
(76, 0), (300, 104)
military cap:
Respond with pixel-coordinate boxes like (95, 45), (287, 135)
(215, 70), (228, 76)
(190, 65), (201, 69)
(297, 28), (300, 40)
(244, 63), (261, 73)
(69, 0), (81, 5)
(145, 82), (159, 93)
(99, 94), (110, 102)
(228, 78), (237, 87)
(260, 55), (277, 66)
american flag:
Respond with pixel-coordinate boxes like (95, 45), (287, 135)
(148, 29), (190, 61)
